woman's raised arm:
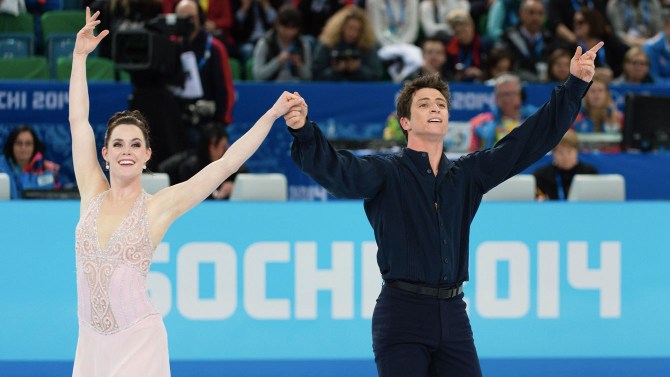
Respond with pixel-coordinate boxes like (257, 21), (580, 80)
(149, 92), (304, 229)
(68, 7), (110, 207)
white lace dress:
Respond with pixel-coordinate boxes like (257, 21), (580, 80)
(72, 190), (170, 377)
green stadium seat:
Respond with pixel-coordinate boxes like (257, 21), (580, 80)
(0, 56), (49, 79)
(229, 57), (242, 80)
(41, 11), (86, 78)
(0, 13), (34, 33)
(56, 56), (130, 82)
(245, 58), (253, 80)
(40, 10), (84, 43)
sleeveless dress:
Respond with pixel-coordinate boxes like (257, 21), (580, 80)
(73, 190), (170, 377)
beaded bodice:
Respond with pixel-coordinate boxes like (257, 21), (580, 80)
(75, 190), (158, 334)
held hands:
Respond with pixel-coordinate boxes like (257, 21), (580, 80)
(270, 91), (306, 122)
(283, 92), (308, 130)
(570, 41), (604, 82)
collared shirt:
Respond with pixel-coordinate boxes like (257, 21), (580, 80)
(290, 75), (589, 286)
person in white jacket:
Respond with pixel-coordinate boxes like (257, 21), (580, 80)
(419, 0), (470, 41)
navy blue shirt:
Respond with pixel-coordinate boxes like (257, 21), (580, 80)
(290, 76), (589, 286)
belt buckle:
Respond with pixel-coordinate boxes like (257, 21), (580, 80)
(437, 285), (460, 299)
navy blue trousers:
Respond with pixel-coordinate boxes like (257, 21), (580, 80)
(372, 283), (483, 377)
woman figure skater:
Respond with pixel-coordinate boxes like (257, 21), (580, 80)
(69, 8), (302, 376)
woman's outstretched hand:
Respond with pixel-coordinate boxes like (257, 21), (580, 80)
(73, 7), (109, 57)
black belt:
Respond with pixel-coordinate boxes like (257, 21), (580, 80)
(387, 280), (463, 299)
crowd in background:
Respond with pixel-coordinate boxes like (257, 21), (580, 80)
(3, 0), (670, 85)
(2, 0), (670, 199)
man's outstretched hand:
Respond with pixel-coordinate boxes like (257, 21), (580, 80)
(570, 41), (604, 82)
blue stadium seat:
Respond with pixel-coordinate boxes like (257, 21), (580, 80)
(46, 33), (82, 78)
(0, 33), (33, 58)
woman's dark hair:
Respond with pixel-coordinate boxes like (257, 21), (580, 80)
(3, 124), (44, 164)
(579, 7), (610, 39)
(485, 47), (514, 79)
(277, 5), (302, 28)
(547, 48), (572, 82)
(104, 110), (151, 148)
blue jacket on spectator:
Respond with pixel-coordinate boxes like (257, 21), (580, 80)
(0, 152), (60, 199)
(643, 32), (670, 83)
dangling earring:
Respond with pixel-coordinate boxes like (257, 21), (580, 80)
(105, 161), (110, 170)
(143, 164), (147, 170)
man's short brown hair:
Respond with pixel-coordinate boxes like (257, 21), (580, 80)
(395, 74), (451, 141)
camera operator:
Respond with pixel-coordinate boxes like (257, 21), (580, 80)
(89, 0), (163, 59)
(312, 5), (383, 81)
(172, 0), (236, 148)
(99, 0), (189, 170)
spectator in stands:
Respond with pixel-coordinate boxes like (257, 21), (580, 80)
(469, 73), (536, 151)
(24, 0), (61, 15)
(296, 0), (364, 39)
(68, 10), (302, 375)
(158, 123), (247, 200)
(497, 0), (571, 82)
(0, 124), (60, 199)
(382, 111), (405, 144)
(252, 5), (312, 81)
(573, 76), (622, 134)
(468, 0), (489, 30)
(607, 0), (664, 47)
(0, 0), (26, 16)
(173, 0), (236, 148)
(312, 5), (383, 82)
(484, 47), (514, 83)
(644, 9), (670, 82)
(165, 0), (236, 56)
(204, 0), (239, 59)
(533, 129), (598, 201)
(445, 8), (490, 82)
(546, 0), (608, 44)
(366, 0), (420, 46)
(232, 0), (278, 60)
(485, 0), (521, 40)
(571, 8), (630, 78)
(419, 0), (471, 42)
(613, 46), (655, 83)
(546, 48), (572, 82)
(405, 37), (453, 81)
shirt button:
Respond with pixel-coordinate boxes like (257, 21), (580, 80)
(443, 276), (448, 281)
(444, 258), (449, 263)
(442, 239), (447, 245)
(427, 169), (432, 174)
